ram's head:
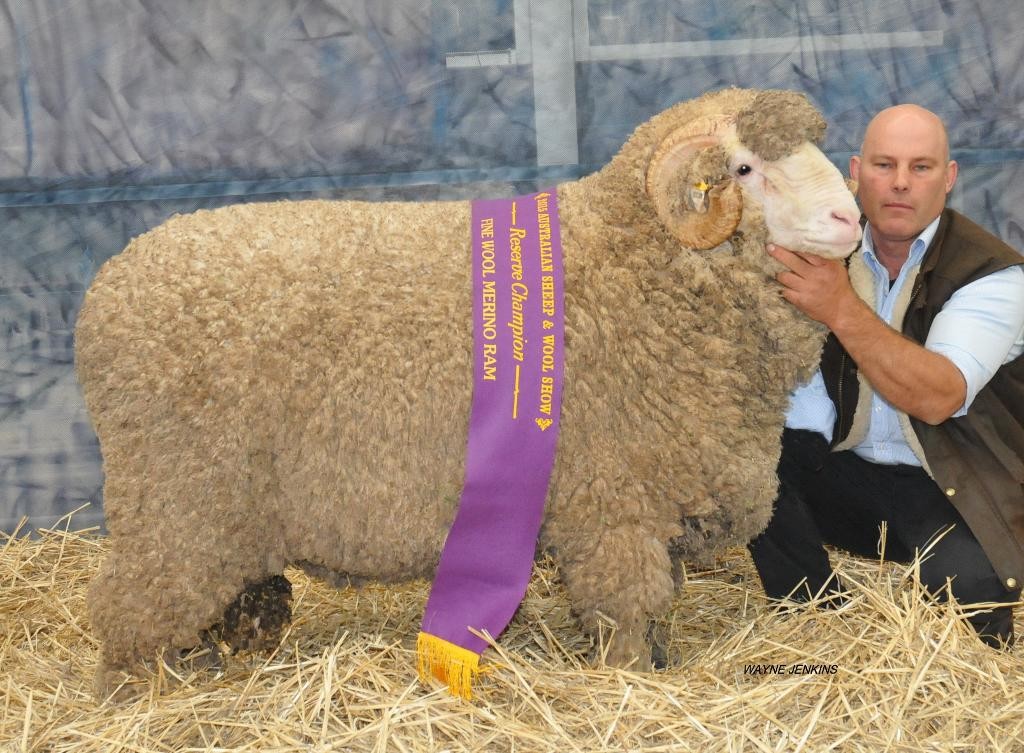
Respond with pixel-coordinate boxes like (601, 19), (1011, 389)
(646, 90), (861, 258)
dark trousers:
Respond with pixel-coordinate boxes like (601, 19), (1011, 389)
(748, 429), (1018, 647)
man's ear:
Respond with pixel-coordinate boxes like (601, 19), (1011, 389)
(849, 154), (861, 182)
(945, 160), (958, 194)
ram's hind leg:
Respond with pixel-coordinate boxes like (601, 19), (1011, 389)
(89, 444), (279, 697)
(92, 546), (266, 686)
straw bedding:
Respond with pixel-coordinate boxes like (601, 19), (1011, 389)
(3, 513), (1022, 752)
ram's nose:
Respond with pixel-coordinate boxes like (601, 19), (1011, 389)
(829, 208), (862, 244)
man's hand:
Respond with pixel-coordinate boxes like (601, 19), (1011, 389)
(769, 243), (967, 424)
(768, 244), (866, 329)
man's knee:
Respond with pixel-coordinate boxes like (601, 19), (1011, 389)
(968, 604), (1016, 649)
(912, 530), (1019, 649)
(915, 526), (1009, 605)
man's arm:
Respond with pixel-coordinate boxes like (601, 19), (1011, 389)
(769, 244), (966, 425)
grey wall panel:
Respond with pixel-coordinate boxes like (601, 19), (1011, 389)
(1, 0), (1021, 532)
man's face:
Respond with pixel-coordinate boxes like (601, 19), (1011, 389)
(849, 107), (957, 251)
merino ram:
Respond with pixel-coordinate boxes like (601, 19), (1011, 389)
(76, 88), (861, 690)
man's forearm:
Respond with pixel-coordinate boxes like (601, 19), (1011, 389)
(828, 296), (966, 424)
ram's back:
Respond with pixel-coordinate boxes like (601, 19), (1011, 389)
(76, 199), (477, 578)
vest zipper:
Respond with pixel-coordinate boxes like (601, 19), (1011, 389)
(836, 350), (848, 441)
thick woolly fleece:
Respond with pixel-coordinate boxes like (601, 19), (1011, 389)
(76, 88), (833, 685)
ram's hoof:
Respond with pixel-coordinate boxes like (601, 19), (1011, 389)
(94, 662), (147, 703)
(647, 620), (670, 670)
(212, 574), (293, 653)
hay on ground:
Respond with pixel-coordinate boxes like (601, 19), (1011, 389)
(2, 514), (1022, 753)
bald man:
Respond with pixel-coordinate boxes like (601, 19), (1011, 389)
(748, 104), (1024, 647)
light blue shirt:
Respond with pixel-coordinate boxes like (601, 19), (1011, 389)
(786, 216), (1024, 465)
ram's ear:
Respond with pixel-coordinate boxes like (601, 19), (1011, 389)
(736, 90), (827, 155)
(646, 118), (743, 250)
(845, 178), (858, 195)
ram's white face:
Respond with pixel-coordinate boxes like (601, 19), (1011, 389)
(727, 142), (861, 258)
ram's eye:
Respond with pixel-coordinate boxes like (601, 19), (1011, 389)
(736, 164), (752, 176)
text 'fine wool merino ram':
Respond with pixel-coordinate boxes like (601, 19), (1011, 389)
(75, 88), (861, 694)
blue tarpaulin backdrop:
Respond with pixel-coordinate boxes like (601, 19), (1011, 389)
(2, 1), (1023, 532)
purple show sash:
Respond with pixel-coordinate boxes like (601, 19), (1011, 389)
(417, 190), (565, 699)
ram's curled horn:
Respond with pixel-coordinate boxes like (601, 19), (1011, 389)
(646, 116), (743, 250)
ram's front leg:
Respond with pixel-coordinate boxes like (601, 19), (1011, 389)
(549, 501), (678, 672)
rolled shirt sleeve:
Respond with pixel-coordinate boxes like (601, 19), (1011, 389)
(925, 264), (1024, 416)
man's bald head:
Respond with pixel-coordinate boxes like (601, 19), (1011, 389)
(850, 104), (957, 259)
(861, 104), (951, 163)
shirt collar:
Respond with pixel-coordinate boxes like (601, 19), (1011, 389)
(862, 214), (943, 273)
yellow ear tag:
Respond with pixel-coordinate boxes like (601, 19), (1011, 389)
(689, 180), (711, 213)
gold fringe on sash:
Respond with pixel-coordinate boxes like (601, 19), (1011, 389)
(416, 632), (481, 700)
